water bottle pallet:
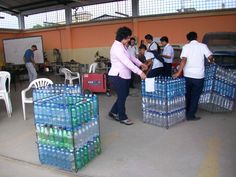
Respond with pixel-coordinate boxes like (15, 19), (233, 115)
(34, 94), (99, 129)
(35, 118), (99, 149)
(143, 109), (186, 129)
(199, 92), (235, 112)
(205, 63), (236, 85)
(199, 103), (234, 113)
(33, 84), (82, 101)
(201, 64), (236, 113)
(203, 78), (236, 100)
(33, 86), (101, 172)
(38, 137), (101, 172)
(142, 96), (185, 114)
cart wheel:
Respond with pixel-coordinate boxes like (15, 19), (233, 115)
(106, 91), (111, 97)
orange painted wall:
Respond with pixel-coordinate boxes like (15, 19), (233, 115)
(0, 32), (19, 53)
(138, 14), (236, 44)
(71, 22), (132, 48)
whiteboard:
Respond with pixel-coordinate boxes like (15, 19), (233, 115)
(3, 36), (44, 65)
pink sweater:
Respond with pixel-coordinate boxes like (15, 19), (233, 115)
(108, 40), (142, 79)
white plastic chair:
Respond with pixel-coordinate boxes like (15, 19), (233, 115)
(21, 78), (53, 120)
(0, 71), (12, 117)
(60, 68), (80, 85)
(89, 63), (98, 73)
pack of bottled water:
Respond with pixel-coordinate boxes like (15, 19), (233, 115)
(33, 84), (81, 101)
(199, 63), (236, 112)
(141, 77), (186, 129)
(33, 85), (101, 172)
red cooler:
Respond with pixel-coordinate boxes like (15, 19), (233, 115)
(82, 73), (108, 93)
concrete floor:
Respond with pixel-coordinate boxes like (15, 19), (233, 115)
(0, 76), (236, 177)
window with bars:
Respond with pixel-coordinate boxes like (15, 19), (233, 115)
(71, 0), (132, 23)
(24, 9), (66, 29)
(0, 12), (19, 29)
(139, 0), (236, 16)
(1, 0), (236, 30)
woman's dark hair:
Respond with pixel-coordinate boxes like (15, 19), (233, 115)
(160, 36), (169, 43)
(128, 37), (136, 45)
(139, 44), (147, 50)
(186, 32), (197, 41)
(145, 34), (153, 41)
(116, 26), (132, 42)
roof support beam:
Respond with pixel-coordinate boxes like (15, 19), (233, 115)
(132, 0), (139, 17)
(18, 14), (25, 29)
(65, 6), (72, 24)
(0, 5), (19, 14)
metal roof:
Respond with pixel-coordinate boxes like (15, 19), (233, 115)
(0, 0), (123, 15)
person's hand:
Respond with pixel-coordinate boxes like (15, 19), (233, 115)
(140, 64), (148, 71)
(208, 58), (215, 63)
(140, 72), (146, 80)
(172, 72), (181, 79)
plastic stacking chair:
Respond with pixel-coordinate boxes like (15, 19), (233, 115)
(21, 78), (53, 120)
(89, 63), (98, 73)
(0, 71), (12, 117)
(60, 68), (80, 85)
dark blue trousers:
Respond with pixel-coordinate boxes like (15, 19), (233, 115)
(185, 77), (204, 119)
(109, 76), (130, 120)
(147, 67), (164, 78)
(163, 63), (172, 77)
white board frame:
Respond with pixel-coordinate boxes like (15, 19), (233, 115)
(3, 36), (44, 65)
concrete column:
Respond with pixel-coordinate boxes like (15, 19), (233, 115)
(65, 6), (72, 25)
(18, 14), (25, 29)
(132, 0), (139, 17)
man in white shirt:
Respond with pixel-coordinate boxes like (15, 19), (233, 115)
(173, 32), (214, 121)
(145, 34), (160, 53)
(127, 37), (139, 88)
(139, 44), (164, 78)
(160, 36), (174, 77)
(127, 37), (138, 58)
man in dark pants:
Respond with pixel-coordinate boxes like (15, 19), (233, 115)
(160, 36), (174, 77)
(139, 44), (164, 78)
(173, 32), (214, 121)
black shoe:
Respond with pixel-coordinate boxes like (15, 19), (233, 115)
(187, 116), (201, 121)
(108, 112), (120, 121)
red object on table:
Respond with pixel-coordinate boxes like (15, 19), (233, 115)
(82, 73), (107, 93)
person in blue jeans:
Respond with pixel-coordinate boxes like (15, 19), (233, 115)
(24, 45), (38, 82)
(173, 32), (214, 121)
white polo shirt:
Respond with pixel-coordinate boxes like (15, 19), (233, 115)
(145, 51), (163, 69)
(127, 45), (138, 57)
(147, 42), (158, 51)
(162, 43), (174, 63)
(180, 40), (212, 79)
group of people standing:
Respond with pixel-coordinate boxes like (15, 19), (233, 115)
(127, 33), (174, 79)
(108, 26), (214, 125)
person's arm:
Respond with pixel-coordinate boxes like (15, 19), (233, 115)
(161, 54), (171, 59)
(203, 44), (214, 63)
(173, 45), (187, 79)
(130, 55), (148, 71)
(115, 47), (146, 79)
(173, 57), (187, 79)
